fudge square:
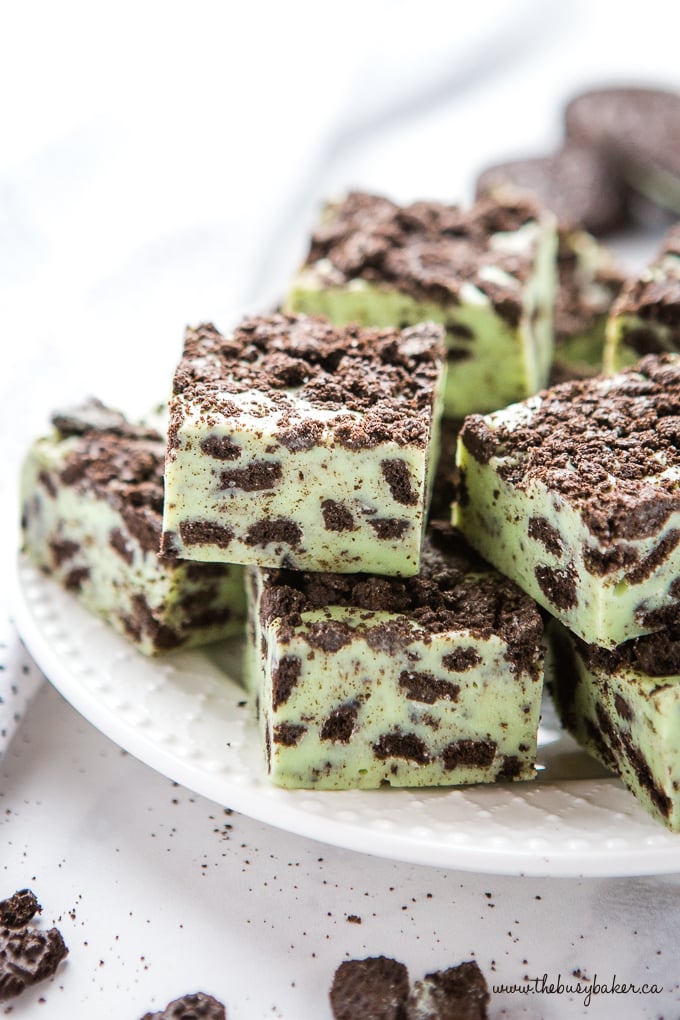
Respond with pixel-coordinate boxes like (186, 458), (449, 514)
(21, 399), (245, 656)
(284, 191), (557, 417)
(548, 619), (680, 831)
(604, 223), (680, 372)
(248, 526), (544, 790)
(161, 314), (445, 577)
(454, 354), (680, 649)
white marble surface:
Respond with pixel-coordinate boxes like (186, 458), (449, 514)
(3, 2), (680, 1016)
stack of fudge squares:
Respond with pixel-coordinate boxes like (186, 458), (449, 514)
(19, 178), (680, 828)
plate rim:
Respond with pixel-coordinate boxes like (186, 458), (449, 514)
(13, 554), (680, 878)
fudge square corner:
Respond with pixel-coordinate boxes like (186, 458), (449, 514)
(454, 353), (680, 649)
(161, 314), (446, 577)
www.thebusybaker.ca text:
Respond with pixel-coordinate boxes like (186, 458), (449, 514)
(493, 973), (663, 1008)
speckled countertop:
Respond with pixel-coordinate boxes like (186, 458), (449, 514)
(3, 3), (680, 1017)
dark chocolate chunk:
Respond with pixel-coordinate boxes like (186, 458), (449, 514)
(320, 701), (360, 743)
(441, 647), (482, 672)
(398, 670), (460, 705)
(0, 891), (40, 930)
(321, 500), (356, 533)
(460, 416), (495, 465)
(48, 538), (79, 567)
(442, 739), (496, 771)
(304, 620), (353, 653)
(110, 527), (134, 565)
(122, 505), (162, 555)
(498, 755), (522, 780)
(625, 529), (680, 584)
(373, 732), (430, 764)
(534, 564), (578, 610)
(64, 566), (90, 591)
(271, 656), (303, 710)
(179, 520), (235, 549)
(244, 519), (302, 549)
(368, 518), (410, 540)
(219, 462), (282, 492)
(130, 594), (182, 651)
(37, 470), (57, 498)
(329, 956), (409, 1020)
(614, 693), (633, 722)
(273, 723), (307, 747)
(200, 435), (242, 460)
(527, 516), (563, 558)
(381, 459), (418, 506)
(140, 991), (227, 1020)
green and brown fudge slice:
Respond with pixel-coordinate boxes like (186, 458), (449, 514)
(21, 399), (245, 655)
(550, 226), (626, 382)
(284, 191), (557, 417)
(604, 223), (680, 371)
(248, 527), (543, 790)
(473, 177), (626, 382)
(161, 315), (445, 577)
(548, 620), (680, 831)
(454, 354), (680, 649)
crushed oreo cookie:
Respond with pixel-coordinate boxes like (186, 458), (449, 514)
(304, 191), (543, 319)
(330, 956), (410, 1020)
(140, 991), (227, 1020)
(461, 354), (680, 541)
(0, 890), (68, 1003)
(171, 316), (444, 452)
(260, 525), (542, 675)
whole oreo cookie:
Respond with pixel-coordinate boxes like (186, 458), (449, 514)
(475, 143), (628, 235)
(565, 86), (680, 213)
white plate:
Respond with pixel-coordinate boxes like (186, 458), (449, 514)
(14, 556), (680, 877)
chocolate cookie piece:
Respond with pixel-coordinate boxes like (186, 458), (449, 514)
(406, 960), (490, 1019)
(0, 890), (41, 929)
(0, 924), (68, 1002)
(330, 956), (410, 1020)
(140, 991), (227, 1020)
(475, 143), (628, 235)
(565, 86), (680, 213)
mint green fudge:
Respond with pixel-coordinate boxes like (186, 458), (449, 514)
(21, 399), (245, 655)
(604, 224), (680, 372)
(548, 619), (680, 831)
(161, 315), (445, 577)
(551, 226), (626, 381)
(454, 354), (680, 649)
(249, 527), (544, 790)
(284, 192), (557, 417)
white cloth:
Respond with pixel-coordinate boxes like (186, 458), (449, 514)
(0, 0), (552, 756)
